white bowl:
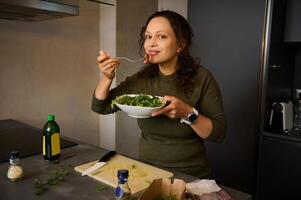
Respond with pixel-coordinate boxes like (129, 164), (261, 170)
(114, 94), (165, 118)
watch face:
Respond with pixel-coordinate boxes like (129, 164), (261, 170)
(188, 113), (198, 123)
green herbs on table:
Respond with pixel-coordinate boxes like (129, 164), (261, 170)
(111, 94), (163, 108)
(95, 183), (109, 192)
(154, 194), (178, 200)
(34, 168), (69, 195)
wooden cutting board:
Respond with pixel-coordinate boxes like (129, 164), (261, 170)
(74, 154), (174, 194)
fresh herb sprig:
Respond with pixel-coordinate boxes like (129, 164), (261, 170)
(95, 183), (109, 192)
(34, 168), (69, 195)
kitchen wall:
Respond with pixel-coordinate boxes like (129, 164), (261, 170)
(0, 1), (100, 145)
(158, 0), (187, 18)
(115, 0), (158, 157)
(188, 0), (265, 193)
(98, 0), (117, 151)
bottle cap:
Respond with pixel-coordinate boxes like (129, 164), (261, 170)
(9, 151), (20, 159)
(48, 115), (55, 121)
(117, 169), (129, 179)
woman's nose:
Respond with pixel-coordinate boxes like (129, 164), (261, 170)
(149, 38), (157, 47)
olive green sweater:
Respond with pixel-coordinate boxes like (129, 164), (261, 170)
(92, 67), (226, 178)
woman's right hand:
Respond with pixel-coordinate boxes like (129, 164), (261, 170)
(97, 50), (120, 80)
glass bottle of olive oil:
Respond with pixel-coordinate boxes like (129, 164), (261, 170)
(43, 115), (60, 162)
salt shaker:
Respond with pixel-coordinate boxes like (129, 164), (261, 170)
(7, 151), (24, 181)
(114, 169), (131, 200)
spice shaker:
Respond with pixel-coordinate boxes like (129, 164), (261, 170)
(114, 169), (131, 200)
(7, 151), (23, 181)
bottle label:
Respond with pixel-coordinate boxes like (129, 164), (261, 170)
(114, 186), (131, 200)
(43, 136), (45, 156)
(115, 186), (124, 198)
(51, 133), (60, 156)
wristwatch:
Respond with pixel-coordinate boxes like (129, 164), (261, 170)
(180, 108), (199, 125)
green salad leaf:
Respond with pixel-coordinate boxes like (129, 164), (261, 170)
(154, 194), (177, 200)
(111, 94), (163, 108)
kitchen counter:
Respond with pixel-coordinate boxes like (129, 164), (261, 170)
(0, 119), (77, 163)
(0, 144), (252, 200)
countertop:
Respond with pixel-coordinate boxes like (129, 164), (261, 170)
(0, 119), (77, 163)
(0, 144), (252, 200)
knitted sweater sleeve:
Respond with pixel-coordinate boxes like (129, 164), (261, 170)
(91, 74), (141, 115)
(197, 68), (227, 143)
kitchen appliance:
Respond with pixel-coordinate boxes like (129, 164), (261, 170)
(0, 0), (79, 22)
(269, 100), (294, 133)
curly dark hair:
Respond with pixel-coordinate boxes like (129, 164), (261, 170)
(138, 10), (201, 96)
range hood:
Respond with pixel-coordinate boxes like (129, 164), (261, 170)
(0, 0), (79, 22)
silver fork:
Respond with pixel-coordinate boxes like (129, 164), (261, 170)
(114, 56), (144, 63)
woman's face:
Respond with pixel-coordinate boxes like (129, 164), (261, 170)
(144, 17), (181, 67)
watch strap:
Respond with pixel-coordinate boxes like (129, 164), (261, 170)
(180, 108), (199, 125)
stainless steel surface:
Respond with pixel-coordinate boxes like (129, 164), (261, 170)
(256, 0), (273, 196)
(115, 57), (144, 63)
(0, 145), (252, 200)
(87, 0), (115, 6)
(0, 0), (79, 22)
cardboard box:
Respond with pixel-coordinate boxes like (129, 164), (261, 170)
(139, 178), (186, 200)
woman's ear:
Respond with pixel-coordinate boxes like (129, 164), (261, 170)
(177, 41), (185, 53)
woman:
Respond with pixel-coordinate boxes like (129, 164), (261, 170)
(92, 10), (226, 179)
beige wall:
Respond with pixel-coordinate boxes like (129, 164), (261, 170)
(116, 0), (158, 157)
(99, 0), (117, 150)
(0, 1), (100, 145)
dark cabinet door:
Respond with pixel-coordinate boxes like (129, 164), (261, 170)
(285, 0), (301, 42)
(257, 135), (301, 199)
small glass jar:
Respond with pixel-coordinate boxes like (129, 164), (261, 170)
(7, 151), (23, 181)
(114, 169), (131, 200)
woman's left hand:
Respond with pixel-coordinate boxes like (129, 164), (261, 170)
(152, 96), (193, 119)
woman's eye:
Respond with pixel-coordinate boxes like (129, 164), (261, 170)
(158, 35), (167, 39)
(145, 35), (151, 40)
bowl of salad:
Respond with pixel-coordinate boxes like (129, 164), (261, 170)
(111, 94), (165, 118)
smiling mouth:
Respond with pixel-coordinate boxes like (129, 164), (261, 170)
(148, 50), (160, 57)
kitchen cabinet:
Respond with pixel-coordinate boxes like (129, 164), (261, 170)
(261, 0), (301, 138)
(257, 134), (301, 199)
(189, 0), (301, 198)
(257, 0), (301, 199)
(284, 0), (301, 42)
